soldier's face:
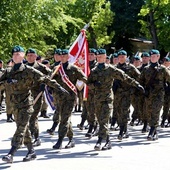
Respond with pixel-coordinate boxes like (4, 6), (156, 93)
(96, 54), (106, 63)
(26, 53), (37, 63)
(60, 54), (69, 63)
(150, 54), (160, 63)
(113, 58), (119, 65)
(142, 56), (150, 64)
(133, 60), (141, 67)
(54, 54), (61, 62)
(118, 55), (127, 64)
(12, 52), (25, 64)
(89, 53), (96, 61)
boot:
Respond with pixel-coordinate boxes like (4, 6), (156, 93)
(47, 122), (58, 135)
(129, 118), (135, 126)
(123, 124), (129, 138)
(2, 146), (17, 163)
(147, 126), (156, 141)
(102, 136), (112, 150)
(32, 137), (41, 147)
(77, 118), (86, 130)
(23, 144), (36, 162)
(53, 136), (63, 149)
(73, 105), (78, 112)
(77, 105), (82, 112)
(41, 110), (50, 118)
(65, 138), (75, 149)
(117, 125), (125, 141)
(141, 121), (148, 133)
(85, 124), (94, 138)
(6, 114), (13, 122)
(160, 118), (166, 128)
(92, 124), (98, 136)
(94, 137), (102, 151)
(110, 117), (117, 130)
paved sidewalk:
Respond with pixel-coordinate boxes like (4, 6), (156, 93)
(0, 106), (170, 170)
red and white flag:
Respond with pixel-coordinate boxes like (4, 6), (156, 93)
(68, 28), (90, 100)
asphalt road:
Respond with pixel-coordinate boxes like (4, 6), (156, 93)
(0, 105), (170, 170)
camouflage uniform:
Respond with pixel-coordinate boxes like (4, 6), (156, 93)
(87, 62), (143, 150)
(140, 61), (170, 140)
(1, 62), (68, 163)
(52, 60), (87, 149)
(114, 62), (140, 139)
(26, 61), (51, 144)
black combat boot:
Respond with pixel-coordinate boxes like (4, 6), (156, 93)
(110, 117), (117, 130)
(77, 118), (86, 130)
(129, 118), (135, 126)
(141, 121), (148, 133)
(123, 124), (129, 138)
(53, 136), (63, 149)
(47, 122), (58, 135)
(40, 110), (50, 118)
(85, 124), (94, 138)
(147, 126), (156, 141)
(2, 146), (17, 163)
(94, 137), (103, 151)
(23, 143), (36, 162)
(102, 136), (112, 150)
(160, 118), (166, 128)
(117, 125), (125, 141)
(73, 105), (78, 112)
(65, 138), (75, 149)
(6, 114), (13, 122)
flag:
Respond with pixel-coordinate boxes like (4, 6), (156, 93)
(68, 28), (90, 100)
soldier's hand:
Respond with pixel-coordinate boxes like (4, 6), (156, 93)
(136, 84), (145, 94)
(93, 80), (101, 87)
(7, 78), (18, 84)
(39, 83), (46, 92)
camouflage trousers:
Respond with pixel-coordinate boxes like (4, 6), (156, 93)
(86, 92), (97, 126)
(94, 100), (113, 139)
(144, 90), (164, 127)
(57, 97), (75, 139)
(12, 106), (34, 148)
(115, 91), (131, 126)
(29, 92), (43, 139)
(161, 93), (170, 120)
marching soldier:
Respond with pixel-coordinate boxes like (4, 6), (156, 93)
(140, 49), (170, 140)
(87, 49), (144, 151)
(1, 45), (68, 163)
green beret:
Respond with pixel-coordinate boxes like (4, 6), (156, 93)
(133, 55), (141, 61)
(36, 55), (41, 60)
(95, 48), (106, 55)
(42, 59), (50, 65)
(164, 57), (170, 62)
(112, 53), (118, 58)
(141, 52), (150, 57)
(61, 49), (69, 55)
(26, 48), (37, 55)
(12, 45), (25, 54)
(118, 50), (127, 56)
(54, 48), (61, 55)
(149, 49), (160, 55)
(89, 48), (97, 54)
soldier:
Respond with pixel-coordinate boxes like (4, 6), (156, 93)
(140, 49), (170, 140)
(111, 53), (119, 65)
(46, 48), (61, 135)
(87, 49), (144, 151)
(114, 50), (141, 141)
(160, 56), (170, 127)
(1, 45), (68, 163)
(0, 60), (5, 111)
(25, 48), (52, 146)
(52, 49), (87, 149)
(132, 55), (142, 68)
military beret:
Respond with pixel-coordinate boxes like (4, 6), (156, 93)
(149, 49), (160, 55)
(54, 48), (61, 55)
(95, 48), (106, 55)
(141, 52), (150, 57)
(89, 48), (97, 54)
(12, 45), (25, 54)
(60, 49), (69, 55)
(26, 48), (37, 55)
(118, 50), (127, 56)
(133, 55), (142, 61)
(164, 57), (170, 62)
(0, 60), (3, 63)
(22, 59), (27, 64)
(112, 53), (118, 58)
(36, 55), (41, 60)
(7, 59), (13, 65)
(42, 59), (50, 65)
